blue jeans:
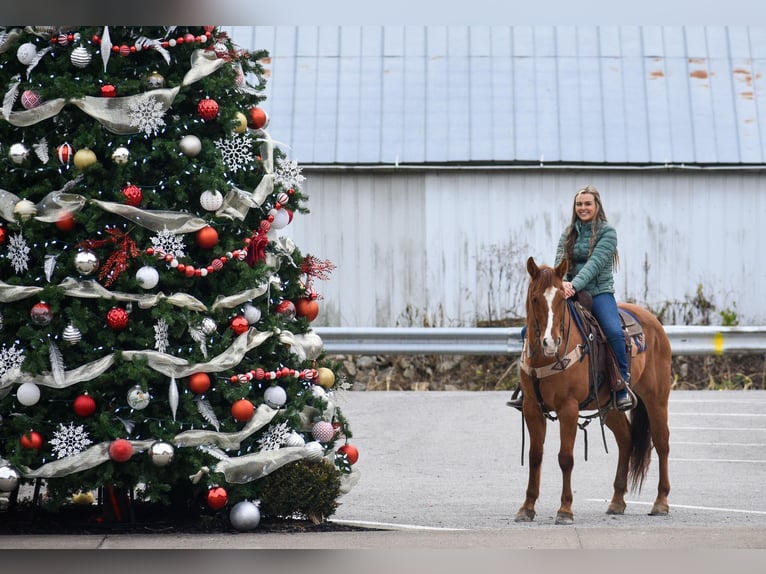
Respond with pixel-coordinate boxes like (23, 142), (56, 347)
(520, 292), (629, 381)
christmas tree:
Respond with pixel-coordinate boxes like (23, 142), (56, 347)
(0, 25), (357, 530)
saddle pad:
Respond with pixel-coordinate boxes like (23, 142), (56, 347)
(619, 309), (646, 355)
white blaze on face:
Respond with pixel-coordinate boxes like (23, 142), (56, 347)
(542, 285), (558, 355)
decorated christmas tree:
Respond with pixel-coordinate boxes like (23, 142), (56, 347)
(0, 25), (358, 530)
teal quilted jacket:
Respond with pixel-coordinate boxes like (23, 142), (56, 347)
(554, 219), (617, 296)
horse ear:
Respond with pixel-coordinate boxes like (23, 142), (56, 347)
(527, 256), (539, 278)
(555, 258), (568, 278)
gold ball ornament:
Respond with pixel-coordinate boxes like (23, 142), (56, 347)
(144, 70), (166, 90)
(72, 491), (95, 505)
(317, 367), (336, 389)
(233, 111), (248, 134)
(73, 148), (97, 169)
(13, 199), (37, 221)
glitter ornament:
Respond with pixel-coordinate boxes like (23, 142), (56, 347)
(233, 111), (248, 134)
(230, 315), (249, 335)
(20, 431), (43, 450)
(317, 367), (336, 388)
(30, 302), (53, 326)
(74, 249), (99, 275)
(229, 500), (261, 531)
(179, 134), (202, 157)
(264, 385), (287, 408)
(127, 385), (150, 410)
(112, 146), (130, 164)
(9, 143), (30, 165)
(201, 317), (217, 335)
(121, 183), (142, 206)
(108, 439), (134, 462)
(70, 45), (92, 68)
(16, 42), (37, 65)
(149, 441), (175, 467)
(207, 486), (228, 509)
(248, 106), (268, 129)
(20, 90), (41, 109)
(106, 307), (129, 330)
(188, 372), (211, 394)
(57, 142), (73, 165)
(337, 443), (359, 464)
(197, 97), (219, 120)
(312, 421), (335, 443)
(100, 84), (117, 98)
(199, 189), (223, 211)
(13, 199), (36, 221)
(195, 226), (219, 249)
(17, 382), (41, 406)
(135, 266), (159, 289)
(231, 399), (255, 422)
(144, 70), (166, 89)
(73, 394), (96, 417)
(73, 148), (97, 169)
(0, 465), (20, 492)
(63, 323), (82, 344)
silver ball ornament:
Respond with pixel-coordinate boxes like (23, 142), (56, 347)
(179, 134), (202, 157)
(229, 500), (261, 531)
(264, 385), (287, 408)
(149, 441), (175, 467)
(0, 465), (21, 492)
(201, 317), (218, 335)
(111, 146), (130, 165)
(16, 42), (37, 65)
(74, 250), (99, 275)
(9, 143), (30, 165)
(144, 70), (166, 89)
(127, 385), (150, 410)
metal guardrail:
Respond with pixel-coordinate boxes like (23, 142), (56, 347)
(313, 326), (766, 356)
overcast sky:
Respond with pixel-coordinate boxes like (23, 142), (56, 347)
(5, 1), (765, 26)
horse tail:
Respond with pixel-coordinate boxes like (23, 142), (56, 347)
(628, 397), (652, 493)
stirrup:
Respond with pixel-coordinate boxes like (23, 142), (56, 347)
(614, 384), (637, 412)
(506, 393), (524, 410)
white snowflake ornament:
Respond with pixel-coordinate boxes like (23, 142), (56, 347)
(274, 160), (306, 189)
(154, 318), (169, 353)
(257, 421), (291, 451)
(7, 232), (30, 274)
(215, 133), (255, 173)
(0, 343), (24, 379)
(151, 229), (186, 259)
(128, 93), (166, 136)
(50, 422), (93, 458)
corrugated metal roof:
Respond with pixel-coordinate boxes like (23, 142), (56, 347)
(226, 25), (766, 166)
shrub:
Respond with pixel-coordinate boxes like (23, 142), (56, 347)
(259, 460), (342, 524)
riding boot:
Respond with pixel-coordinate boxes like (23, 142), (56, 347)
(614, 374), (635, 411)
(506, 392), (524, 410)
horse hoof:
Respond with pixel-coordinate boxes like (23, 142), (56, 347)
(515, 509), (536, 522)
(555, 511), (574, 525)
(649, 503), (669, 516)
(606, 503), (626, 515)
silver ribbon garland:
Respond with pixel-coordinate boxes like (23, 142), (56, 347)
(91, 199), (209, 233)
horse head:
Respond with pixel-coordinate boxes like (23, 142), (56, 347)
(526, 256), (569, 357)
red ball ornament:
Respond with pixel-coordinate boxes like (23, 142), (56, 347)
(106, 307), (129, 330)
(73, 394), (97, 417)
(274, 300), (296, 320)
(196, 226), (219, 249)
(55, 211), (76, 231)
(57, 142), (73, 165)
(20, 431), (43, 450)
(294, 298), (319, 322)
(30, 302), (53, 326)
(0, 227), (6, 245)
(230, 315), (249, 335)
(248, 106), (269, 129)
(21, 89), (41, 109)
(337, 443), (359, 464)
(121, 184), (142, 207)
(207, 486), (228, 510)
(197, 97), (219, 120)
(108, 438), (134, 462)
(231, 399), (255, 422)
(189, 372), (211, 394)
(100, 84), (117, 97)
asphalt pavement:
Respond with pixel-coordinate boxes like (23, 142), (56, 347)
(2, 389), (766, 555)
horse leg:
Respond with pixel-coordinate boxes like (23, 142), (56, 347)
(644, 393), (671, 515)
(604, 409), (632, 515)
(554, 401), (579, 525)
(515, 403), (546, 522)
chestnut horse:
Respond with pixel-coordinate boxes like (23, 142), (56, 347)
(515, 257), (671, 524)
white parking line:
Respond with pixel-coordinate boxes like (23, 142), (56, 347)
(586, 499), (766, 516)
(672, 441), (766, 447)
(672, 426), (766, 431)
(331, 519), (468, 531)
(670, 412), (766, 417)
(668, 457), (766, 463)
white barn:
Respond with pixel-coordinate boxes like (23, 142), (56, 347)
(226, 26), (766, 327)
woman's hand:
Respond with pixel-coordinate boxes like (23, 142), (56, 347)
(562, 281), (576, 299)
